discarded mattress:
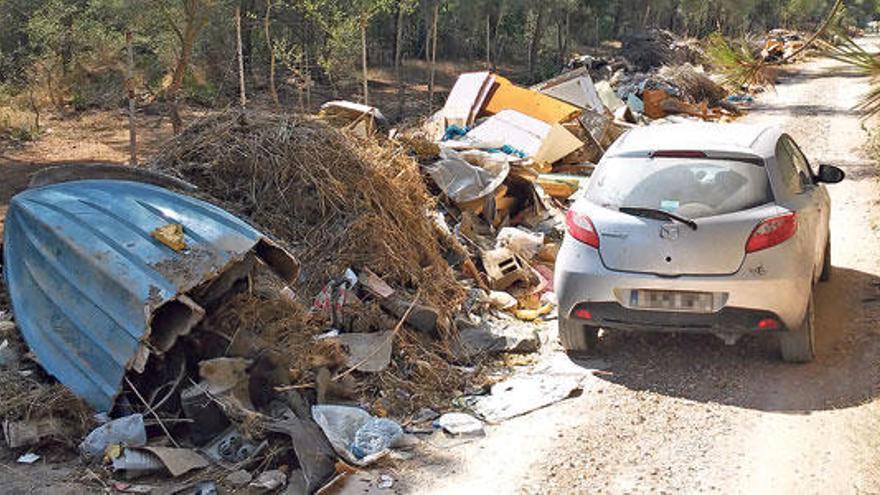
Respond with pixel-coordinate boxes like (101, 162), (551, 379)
(2, 180), (299, 412)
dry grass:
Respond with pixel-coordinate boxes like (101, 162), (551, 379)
(150, 110), (465, 319)
(657, 64), (728, 105)
(0, 106), (40, 142)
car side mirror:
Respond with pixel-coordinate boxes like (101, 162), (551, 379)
(816, 164), (845, 184)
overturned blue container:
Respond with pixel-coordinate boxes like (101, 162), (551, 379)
(2, 180), (298, 412)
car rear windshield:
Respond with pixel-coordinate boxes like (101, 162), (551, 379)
(585, 157), (773, 219)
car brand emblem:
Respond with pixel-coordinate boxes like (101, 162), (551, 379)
(660, 224), (679, 241)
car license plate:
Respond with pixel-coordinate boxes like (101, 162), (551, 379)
(631, 290), (714, 312)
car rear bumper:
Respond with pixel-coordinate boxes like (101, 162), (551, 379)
(554, 235), (812, 332)
(568, 302), (788, 334)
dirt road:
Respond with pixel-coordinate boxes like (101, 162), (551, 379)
(402, 48), (880, 493)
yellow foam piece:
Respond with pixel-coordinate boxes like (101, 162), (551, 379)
(483, 76), (581, 124)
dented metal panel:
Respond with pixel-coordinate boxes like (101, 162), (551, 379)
(2, 180), (297, 412)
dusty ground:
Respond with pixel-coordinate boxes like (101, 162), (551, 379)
(399, 47), (880, 493)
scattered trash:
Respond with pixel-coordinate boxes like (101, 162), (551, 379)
(319, 100), (388, 136)
(312, 405), (404, 466)
(426, 147), (510, 204)
(112, 482), (154, 494)
(465, 110), (584, 165)
(333, 331), (394, 373)
(202, 426), (261, 464)
(411, 407), (440, 424)
(249, 470), (287, 490)
(192, 481), (218, 495)
(496, 227), (545, 261)
(531, 67), (606, 114)
(150, 223), (186, 251)
(455, 318), (541, 358)
(16, 452), (40, 464)
(468, 373), (583, 423)
(2, 180), (298, 412)
(434, 412), (485, 437)
(484, 75), (582, 124)
(0, 338), (19, 369)
(442, 71), (495, 128)
(378, 474), (395, 489)
(486, 291), (518, 310)
(4, 417), (70, 448)
(79, 414), (146, 459)
(225, 469), (253, 487)
(481, 248), (530, 290)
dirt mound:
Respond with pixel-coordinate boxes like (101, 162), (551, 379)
(150, 111), (465, 319)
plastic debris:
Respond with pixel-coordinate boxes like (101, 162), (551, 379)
(468, 373), (583, 423)
(435, 412), (485, 436)
(312, 405), (404, 466)
(351, 417), (404, 459)
(150, 223), (186, 251)
(378, 474), (395, 489)
(486, 290), (518, 310)
(496, 227), (545, 261)
(4, 417), (70, 448)
(79, 414), (146, 459)
(225, 469), (253, 487)
(249, 470), (287, 490)
(17, 452), (40, 464)
(426, 147), (511, 204)
(332, 331), (394, 373)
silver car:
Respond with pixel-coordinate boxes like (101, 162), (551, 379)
(554, 123), (844, 362)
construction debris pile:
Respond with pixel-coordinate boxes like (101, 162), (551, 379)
(0, 27), (772, 493)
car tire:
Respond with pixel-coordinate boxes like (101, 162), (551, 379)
(819, 237), (831, 282)
(559, 317), (599, 352)
(779, 293), (815, 363)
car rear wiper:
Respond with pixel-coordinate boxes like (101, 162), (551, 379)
(618, 206), (698, 230)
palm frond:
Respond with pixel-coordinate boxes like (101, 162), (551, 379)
(704, 32), (772, 89)
(819, 26), (880, 117)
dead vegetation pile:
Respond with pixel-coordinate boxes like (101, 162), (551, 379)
(150, 111), (465, 317)
(657, 63), (728, 105)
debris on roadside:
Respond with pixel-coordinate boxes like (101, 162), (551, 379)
(434, 412), (485, 437)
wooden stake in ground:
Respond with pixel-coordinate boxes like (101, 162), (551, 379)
(235, 6), (246, 110)
(126, 31), (137, 166)
(428, 0), (439, 112)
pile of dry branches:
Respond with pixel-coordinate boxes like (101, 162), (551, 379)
(150, 111), (465, 318)
(657, 64), (728, 105)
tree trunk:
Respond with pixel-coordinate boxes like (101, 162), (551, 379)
(428, 0), (439, 112)
(166, 2), (206, 135)
(423, 0), (432, 62)
(126, 31), (137, 166)
(527, 4), (546, 81)
(264, 0), (279, 108)
(361, 18), (369, 105)
(485, 14), (491, 68)
(240, 0), (256, 81)
(395, 0), (405, 120)
(236, 6), (247, 109)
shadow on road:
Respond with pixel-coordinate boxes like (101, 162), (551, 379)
(572, 266), (880, 413)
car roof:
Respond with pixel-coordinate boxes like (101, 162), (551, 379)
(605, 123), (782, 160)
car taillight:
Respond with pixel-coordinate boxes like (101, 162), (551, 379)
(566, 209), (599, 248)
(745, 212), (797, 253)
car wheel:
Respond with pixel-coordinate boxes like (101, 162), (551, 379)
(819, 237), (831, 282)
(778, 293), (816, 363)
(559, 317), (599, 352)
